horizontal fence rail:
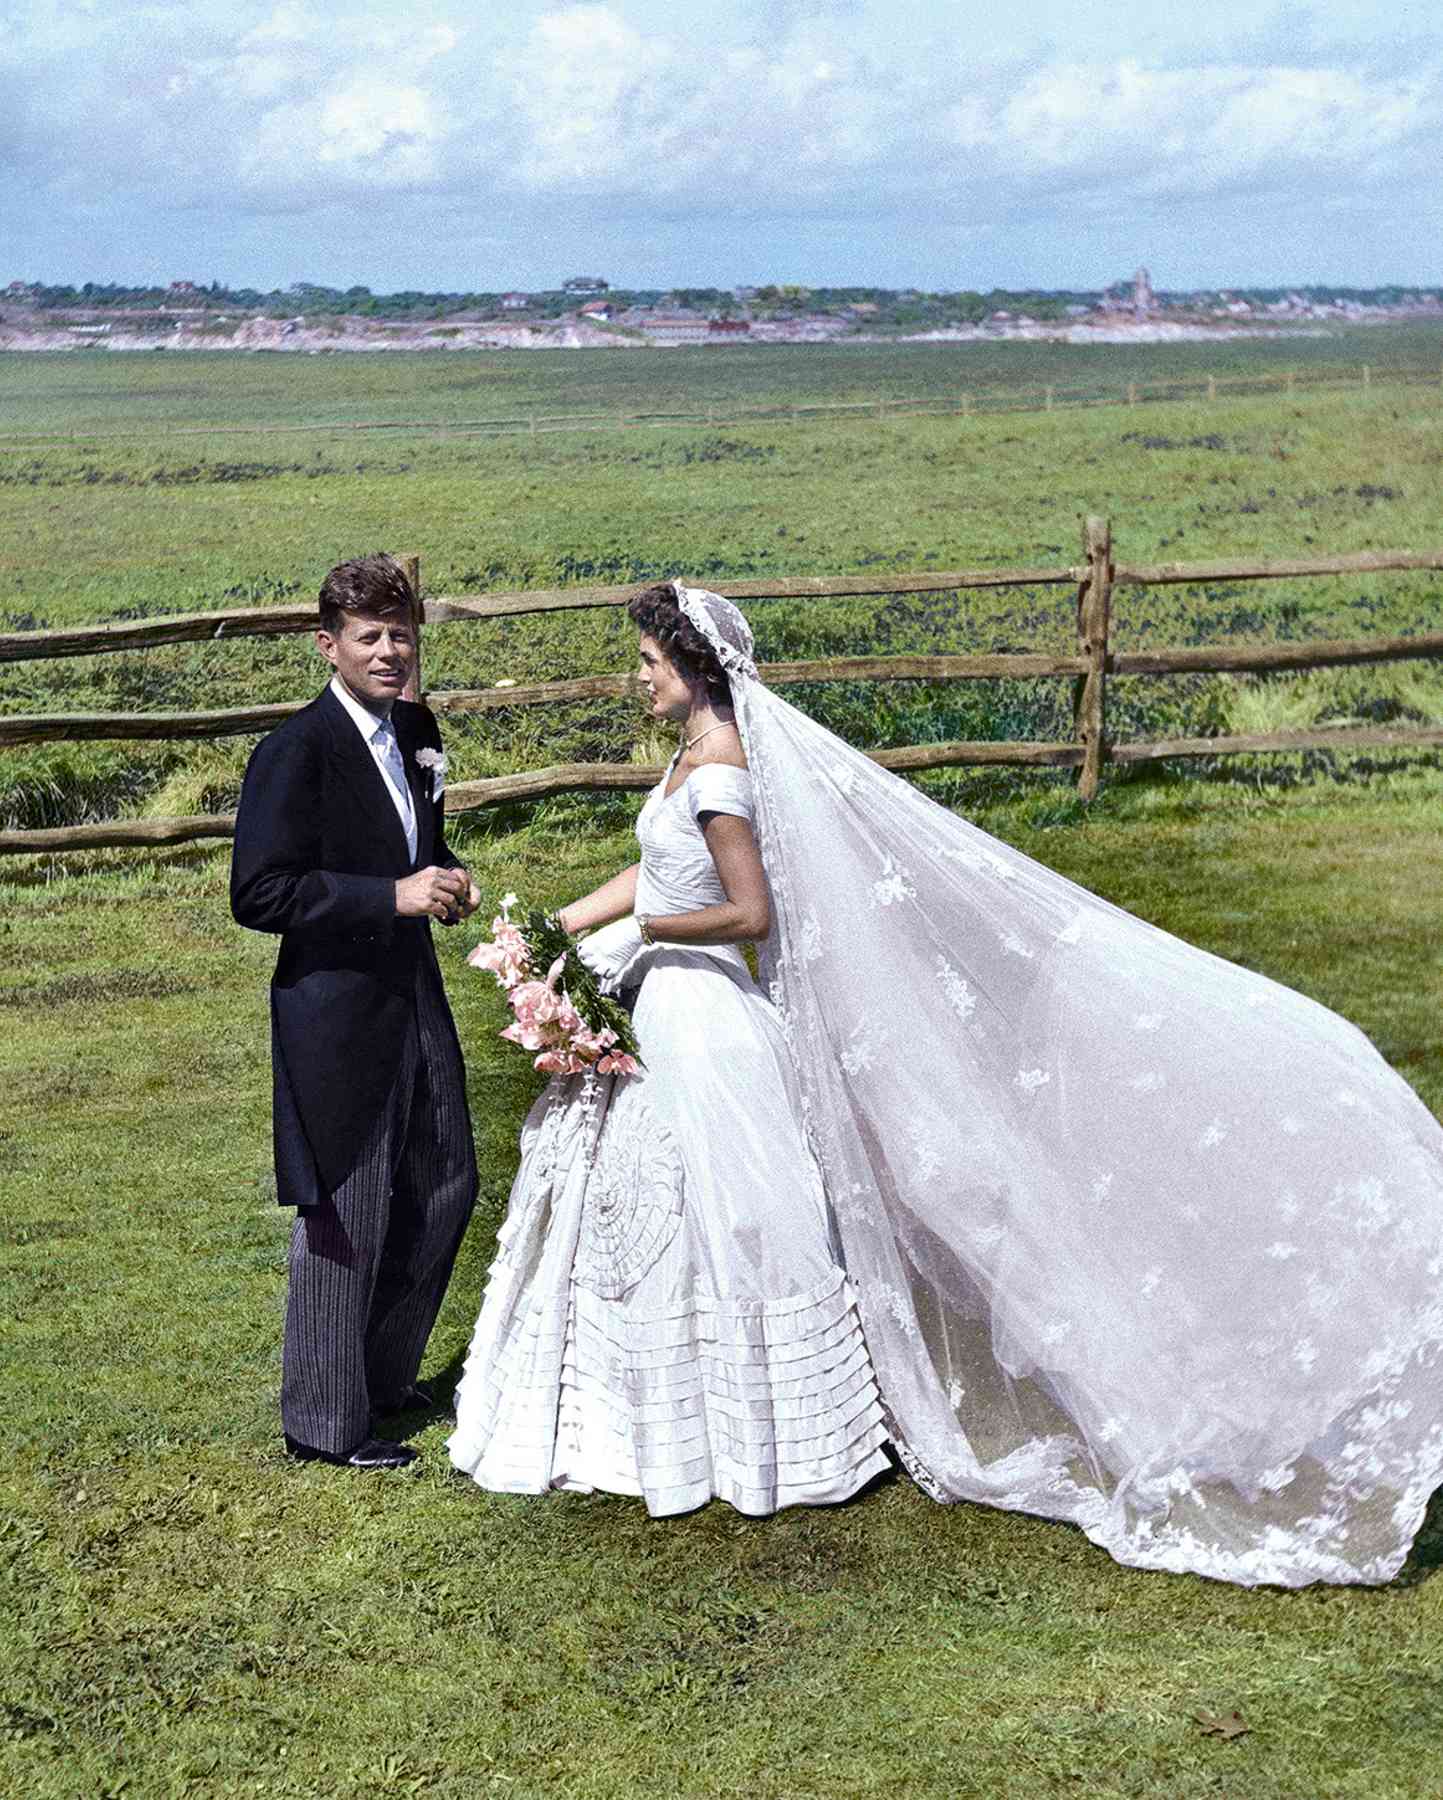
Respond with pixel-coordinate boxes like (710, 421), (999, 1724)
(8, 632), (1443, 748)
(0, 566), (1078, 665)
(9, 724), (1443, 859)
(2, 522), (1440, 855)
(0, 358), (1439, 452)
(6, 549), (1442, 667)
(1110, 724), (1443, 764)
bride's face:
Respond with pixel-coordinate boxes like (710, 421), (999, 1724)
(636, 634), (693, 722)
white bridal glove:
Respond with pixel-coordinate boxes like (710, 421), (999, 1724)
(574, 915), (648, 995)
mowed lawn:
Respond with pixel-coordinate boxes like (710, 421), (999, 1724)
(3, 336), (1443, 1795)
(4, 768), (1443, 1800)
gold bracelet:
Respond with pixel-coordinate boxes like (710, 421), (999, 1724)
(637, 915), (656, 945)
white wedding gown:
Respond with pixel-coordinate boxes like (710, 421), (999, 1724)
(452, 585), (1443, 1586)
(448, 762), (893, 1514)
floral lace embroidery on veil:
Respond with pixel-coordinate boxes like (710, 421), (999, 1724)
(671, 580), (1443, 1588)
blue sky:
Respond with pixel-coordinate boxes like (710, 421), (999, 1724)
(3, 0), (1437, 292)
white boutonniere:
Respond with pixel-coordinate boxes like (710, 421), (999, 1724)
(415, 747), (448, 796)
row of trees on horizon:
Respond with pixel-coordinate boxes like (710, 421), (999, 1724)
(5, 278), (1438, 329)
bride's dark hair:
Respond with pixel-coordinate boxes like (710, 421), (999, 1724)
(627, 582), (732, 702)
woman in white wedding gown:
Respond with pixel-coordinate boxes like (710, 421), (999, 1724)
(449, 586), (891, 1514)
(450, 581), (1443, 1588)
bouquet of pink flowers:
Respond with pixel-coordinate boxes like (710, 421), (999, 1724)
(467, 895), (642, 1077)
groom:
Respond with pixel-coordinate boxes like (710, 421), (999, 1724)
(231, 553), (480, 1469)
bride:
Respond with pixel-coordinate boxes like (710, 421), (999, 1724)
(449, 581), (1443, 1587)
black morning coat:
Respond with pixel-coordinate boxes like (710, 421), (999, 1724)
(230, 682), (464, 1209)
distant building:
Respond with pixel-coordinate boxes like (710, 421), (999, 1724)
(707, 318), (750, 335)
(169, 280), (199, 295)
(6, 280), (33, 294)
(578, 300), (614, 321)
(562, 276), (609, 295)
(499, 292), (530, 310)
(1133, 267), (1154, 317)
(635, 314), (711, 343)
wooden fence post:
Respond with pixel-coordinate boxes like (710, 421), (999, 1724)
(1362, 364), (1371, 391)
(401, 553), (423, 702)
(1074, 516), (1113, 802)
(1045, 386), (1054, 412)
(1207, 376), (1217, 402)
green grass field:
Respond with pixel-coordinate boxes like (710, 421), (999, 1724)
(4, 332), (1443, 1796)
(3, 324), (1440, 435)
(4, 329), (1443, 834)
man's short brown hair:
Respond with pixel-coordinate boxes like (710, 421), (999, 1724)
(318, 554), (417, 633)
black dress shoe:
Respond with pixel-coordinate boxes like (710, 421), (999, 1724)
(285, 1434), (418, 1469)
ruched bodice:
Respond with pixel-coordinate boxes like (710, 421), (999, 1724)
(634, 762), (757, 976)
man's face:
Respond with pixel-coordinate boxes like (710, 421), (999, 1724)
(317, 609), (416, 711)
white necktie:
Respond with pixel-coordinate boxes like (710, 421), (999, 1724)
(373, 721), (417, 861)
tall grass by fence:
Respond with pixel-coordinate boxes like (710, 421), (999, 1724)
(0, 360), (1438, 450)
(2, 520), (1441, 856)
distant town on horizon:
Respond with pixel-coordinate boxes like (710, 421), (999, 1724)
(5, 270), (1439, 355)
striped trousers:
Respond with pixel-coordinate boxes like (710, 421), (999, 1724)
(280, 964), (477, 1454)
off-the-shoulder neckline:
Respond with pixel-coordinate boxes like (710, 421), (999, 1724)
(660, 759), (752, 803)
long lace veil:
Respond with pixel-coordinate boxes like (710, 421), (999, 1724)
(674, 582), (1443, 1585)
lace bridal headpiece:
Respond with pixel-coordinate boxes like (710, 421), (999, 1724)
(672, 582), (759, 682)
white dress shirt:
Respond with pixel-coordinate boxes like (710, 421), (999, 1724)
(329, 674), (418, 863)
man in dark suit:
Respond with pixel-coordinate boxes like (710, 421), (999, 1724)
(231, 553), (479, 1469)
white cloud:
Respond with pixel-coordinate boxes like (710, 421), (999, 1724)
(979, 58), (1431, 194)
(499, 5), (674, 191)
(497, 5), (899, 201)
(242, 82), (444, 194)
(1, 0), (1439, 284)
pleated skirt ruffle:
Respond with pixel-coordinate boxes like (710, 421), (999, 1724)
(450, 1257), (890, 1514)
(448, 1007), (892, 1517)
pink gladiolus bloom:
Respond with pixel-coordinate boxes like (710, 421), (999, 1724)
(469, 915), (532, 989)
(472, 899), (638, 1078)
(509, 979), (563, 1027)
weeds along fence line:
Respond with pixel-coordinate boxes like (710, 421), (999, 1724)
(0, 360), (1439, 451)
(2, 522), (1442, 857)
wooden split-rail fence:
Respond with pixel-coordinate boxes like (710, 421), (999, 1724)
(2, 522), (1441, 856)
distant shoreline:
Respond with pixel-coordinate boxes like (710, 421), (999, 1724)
(3, 314), (1429, 356)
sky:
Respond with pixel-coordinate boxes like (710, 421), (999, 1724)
(2, 0), (1438, 293)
